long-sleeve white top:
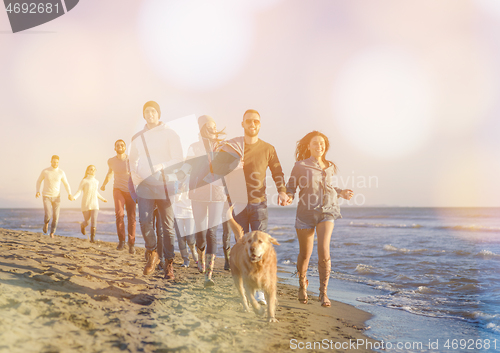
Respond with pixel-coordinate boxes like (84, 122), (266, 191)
(36, 167), (72, 197)
(73, 177), (106, 212)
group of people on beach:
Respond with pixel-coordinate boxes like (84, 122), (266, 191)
(35, 101), (353, 307)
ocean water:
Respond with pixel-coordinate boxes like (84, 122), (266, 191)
(272, 207), (500, 352)
(2, 207), (500, 352)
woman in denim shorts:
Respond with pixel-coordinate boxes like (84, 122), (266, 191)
(286, 131), (353, 307)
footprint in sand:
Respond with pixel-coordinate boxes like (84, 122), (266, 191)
(131, 294), (155, 306)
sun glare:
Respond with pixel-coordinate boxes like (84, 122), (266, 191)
(332, 49), (435, 159)
(475, 0), (500, 17)
(433, 148), (500, 207)
(12, 32), (105, 123)
(164, 114), (199, 157)
(137, 0), (254, 90)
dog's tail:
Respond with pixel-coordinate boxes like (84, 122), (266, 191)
(226, 205), (244, 242)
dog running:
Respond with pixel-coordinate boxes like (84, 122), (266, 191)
(227, 208), (280, 323)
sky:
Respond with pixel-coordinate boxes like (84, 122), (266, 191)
(1, 0), (500, 208)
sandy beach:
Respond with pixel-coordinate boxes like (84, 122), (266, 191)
(0, 228), (375, 353)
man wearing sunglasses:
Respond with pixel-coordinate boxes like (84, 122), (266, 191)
(214, 109), (289, 305)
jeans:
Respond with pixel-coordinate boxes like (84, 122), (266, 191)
(234, 201), (268, 233)
(192, 201), (224, 255)
(222, 221), (231, 250)
(176, 218), (195, 252)
(138, 197), (175, 260)
(43, 196), (61, 234)
(153, 208), (163, 260)
(234, 201), (269, 301)
(113, 188), (136, 245)
(82, 209), (98, 228)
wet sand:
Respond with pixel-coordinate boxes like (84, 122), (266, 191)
(0, 228), (376, 352)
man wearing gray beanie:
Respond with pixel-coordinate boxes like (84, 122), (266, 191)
(129, 101), (184, 280)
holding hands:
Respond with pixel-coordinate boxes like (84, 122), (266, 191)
(278, 192), (291, 206)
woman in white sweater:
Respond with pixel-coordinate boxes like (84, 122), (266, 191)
(72, 165), (107, 242)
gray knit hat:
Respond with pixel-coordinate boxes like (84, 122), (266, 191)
(143, 101), (161, 119)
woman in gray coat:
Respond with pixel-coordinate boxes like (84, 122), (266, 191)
(286, 131), (353, 307)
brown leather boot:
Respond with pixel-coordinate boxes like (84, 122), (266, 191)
(223, 248), (230, 271)
(90, 227), (96, 243)
(297, 272), (308, 304)
(143, 250), (160, 275)
(318, 258), (331, 307)
(164, 258), (175, 280)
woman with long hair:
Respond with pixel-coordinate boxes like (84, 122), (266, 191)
(185, 115), (227, 287)
(72, 165), (108, 242)
(285, 131), (353, 306)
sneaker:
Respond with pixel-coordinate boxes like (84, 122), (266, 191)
(43, 222), (48, 234)
(255, 291), (267, 305)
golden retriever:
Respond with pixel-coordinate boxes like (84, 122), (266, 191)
(227, 211), (280, 323)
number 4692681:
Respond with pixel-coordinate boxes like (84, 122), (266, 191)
(6, 3), (60, 14)
(444, 339), (497, 350)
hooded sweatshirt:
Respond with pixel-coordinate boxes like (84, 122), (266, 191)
(129, 122), (184, 198)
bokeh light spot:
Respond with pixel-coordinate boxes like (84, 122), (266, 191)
(138, 0), (254, 90)
(332, 49), (435, 159)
